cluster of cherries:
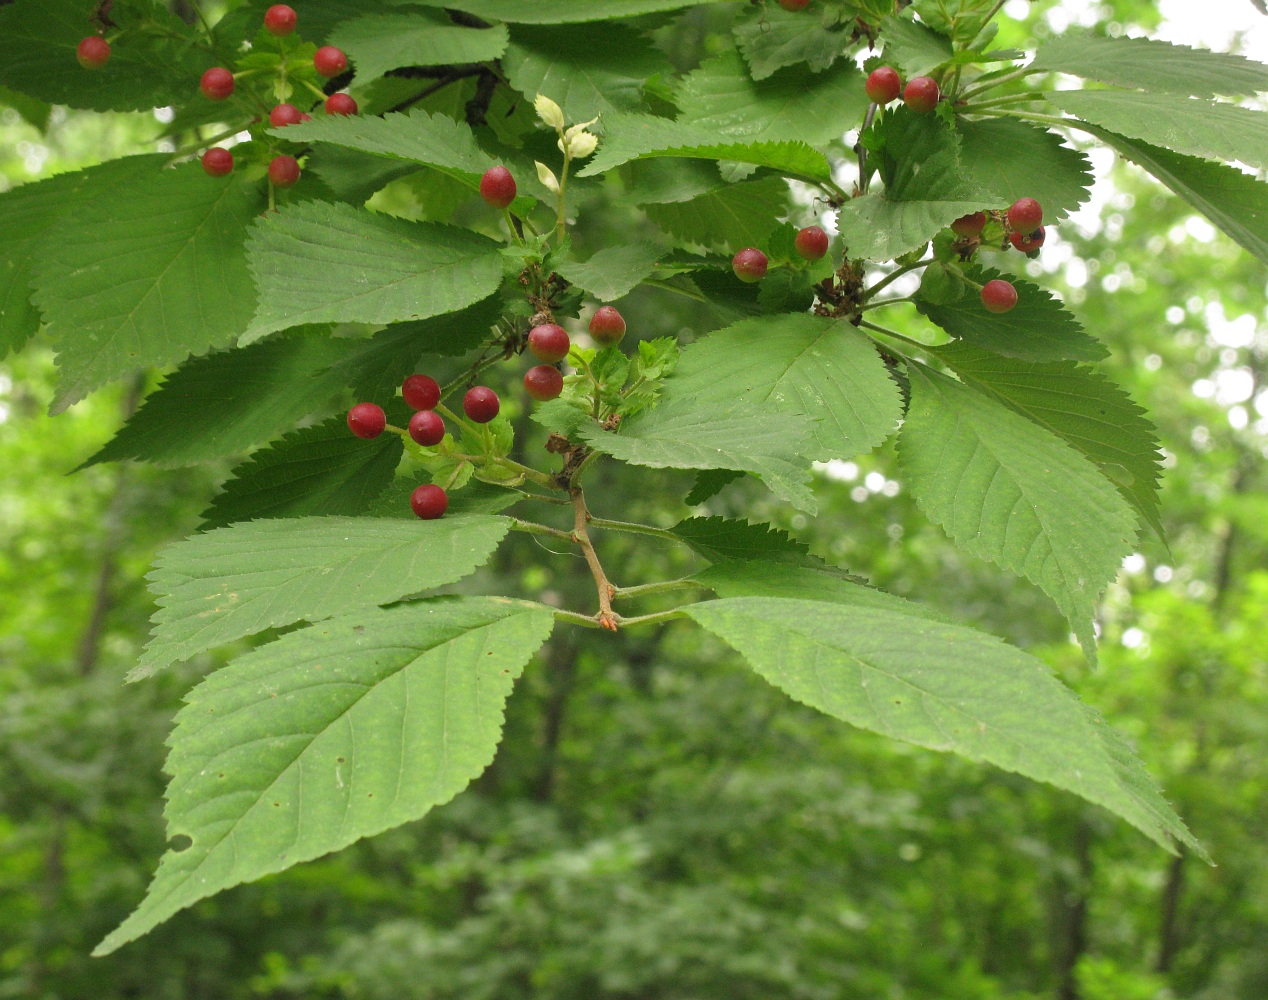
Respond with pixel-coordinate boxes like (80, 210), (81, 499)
(950, 197), (1046, 313)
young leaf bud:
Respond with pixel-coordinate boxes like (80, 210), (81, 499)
(534, 93), (565, 130)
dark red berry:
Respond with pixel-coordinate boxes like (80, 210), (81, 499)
(76, 36), (110, 70)
(524, 365), (564, 402)
(402, 374), (441, 411)
(589, 306), (626, 345)
(325, 93), (358, 116)
(201, 147), (234, 177)
(410, 484), (448, 520)
(263, 4), (297, 36)
(463, 386), (500, 423)
(268, 154), (301, 188)
(903, 76), (940, 113)
(408, 410), (445, 447)
(1009, 226), (1046, 253)
(269, 103), (303, 128)
(981, 279), (1018, 314)
(794, 225), (829, 261)
(347, 402), (386, 439)
(778, 0), (811, 9)
(528, 323), (570, 362)
(200, 67), (235, 101)
(865, 66), (902, 105)
(1007, 197), (1043, 234)
(313, 45), (348, 77)
(951, 212), (986, 238)
(732, 248), (768, 283)
(479, 166), (516, 210)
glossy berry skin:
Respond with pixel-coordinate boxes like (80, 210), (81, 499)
(402, 374), (441, 411)
(528, 323), (571, 362)
(463, 386), (500, 423)
(479, 166), (516, 210)
(200, 67), (235, 101)
(777, 0), (811, 9)
(980, 279), (1018, 314)
(76, 36), (110, 70)
(1010, 226), (1046, 253)
(589, 306), (626, 345)
(268, 155), (301, 188)
(732, 248), (768, 284)
(263, 4), (297, 36)
(408, 410), (445, 447)
(313, 45), (348, 77)
(903, 76), (940, 113)
(347, 402), (386, 439)
(1007, 197), (1043, 234)
(325, 93), (358, 116)
(524, 365), (564, 402)
(794, 226), (829, 261)
(269, 103), (303, 128)
(201, 148), (234, 177)
(865, 66), (902, 105)
(410, 484), (448, 520)
(951, 212), (986, 238)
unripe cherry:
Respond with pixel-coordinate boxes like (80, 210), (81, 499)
(1010, 226), (1046, 253)
(732, 248), (768, 283)
(325, 93), (358, 116)
(479, 166), (516, 209)
(1007, 197), (1043, 234)
(903, 76), (940, 113)
(794, 225), (829, 261)
(347, 402), (386, 439)
(269, 103), (303, 128)
(408, 410), (445, 447)
(263, 4), (297, 36)
(589, 306), (626, 345)
(201, 147), (234, 177)
(76, 36), (110, 70)
(528, 323), (570, 362)
(402, 374), (441, 411)
(410, 484), (448, 520)
(200, 67), (235, 101)
(313, 46), (348, 77)
(463, 386), (500, 423)
(524, 365), (564, 402)
(865, 66), (902, 105)
(980, 279), (1018, 314)
(268, 154), (301, 188)
(951, 212), (986, 238)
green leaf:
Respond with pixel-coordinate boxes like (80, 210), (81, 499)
(580, 113), (833, 184)
(684, 469), (745, 506)
(1030, 30), (1268, 99)
(733, 4), (850, 80)
(898, 363), (1138, 661)
(879, 14), (955, 78)
(955, 119), (1093, 222)
(669, 314), (902, 461)
(685, 596), (1203, 856)
(438, 0), (707, 21)
(243, 202), (504, 343)
(643, 176), (789, 254)
(577, 398), (818, 513)
(1052, 90), (1268, 171)
(200, 418), (403, 530)
(930, 343), (1165, 541)
(670, 515), (810, 563)
(95, 597), (555, 956)
(134, 514), (511, 678)
(328, 11), (508, 82)
(916, 264), (1106, 362)
(557, 243), (665, 301)
(32, 163), (266, 412)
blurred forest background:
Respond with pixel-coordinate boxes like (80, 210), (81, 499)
(2, 1), (1266, 998)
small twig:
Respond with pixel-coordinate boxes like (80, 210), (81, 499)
(613, 578), (707, 601)
(855, 102), (878, 195)
(587, 517), (682, 543)
(509, 518), (575, 543)
(570, 487), (619, 630)
(863, 257), (932, 301)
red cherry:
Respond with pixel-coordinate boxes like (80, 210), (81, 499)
(410, 484), (448, 520)
(479, 166), (516, 210)
(76, 36), (110, 70)
(951, 212), (986, 238)
(794, 226), (829, 261)
(268, 155), (301, 188)
(201, 148), (234, 177)
(589, 306), (627, 345)
(980, 279), (1018, 314)
(269, 103), (303, 128)
(325, 93), (358, 116)
(903, 76), (940, 113)
(732, 248), (768, 283)
(200, 67), (235, 101)
(463, 386), (500, 423)
(263, 4), (297, 36)
(402, 374), (441, 411)
(1009, 226), (1046, 253)
(865, 67), (902, 105)
(778, 0), (811, 9)
(524, 365), (564, 402)
(1007, 197), (1043, 234)
(347, 402), (386, 439)
(408, 410), (445, 447)
(314, 45), (348, 77)
(528, 323), (571, 362)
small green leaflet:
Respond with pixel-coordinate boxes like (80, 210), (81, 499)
(95, 597), (555, 956)
(644, 176), (789, 254)
(328, 11), (508, 82)
(955, 119), (1093, 222)
(671, 516), (811, 564)
(244, 202), (504, 343)
(733, 3), (849, 80)
(669, 315), (902, 462)
(879, 14), (955, 78)
(898, 363), (1138, 662)
(133, 515), (511, 678)
(685, 596), (1203, 856)
(435, 0), (710, 21)
(557, 243), (665, 301)
(684, 469), (745, 505)
(1030, 30), (1268, 99)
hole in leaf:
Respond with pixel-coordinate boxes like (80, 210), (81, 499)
(170, 834), (193, 852)
(336, 756), (346, 764)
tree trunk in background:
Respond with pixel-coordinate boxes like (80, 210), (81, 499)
(1055, 819), (1093, 1000)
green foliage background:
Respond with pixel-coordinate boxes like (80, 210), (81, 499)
(1, 0), (1266, 997)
